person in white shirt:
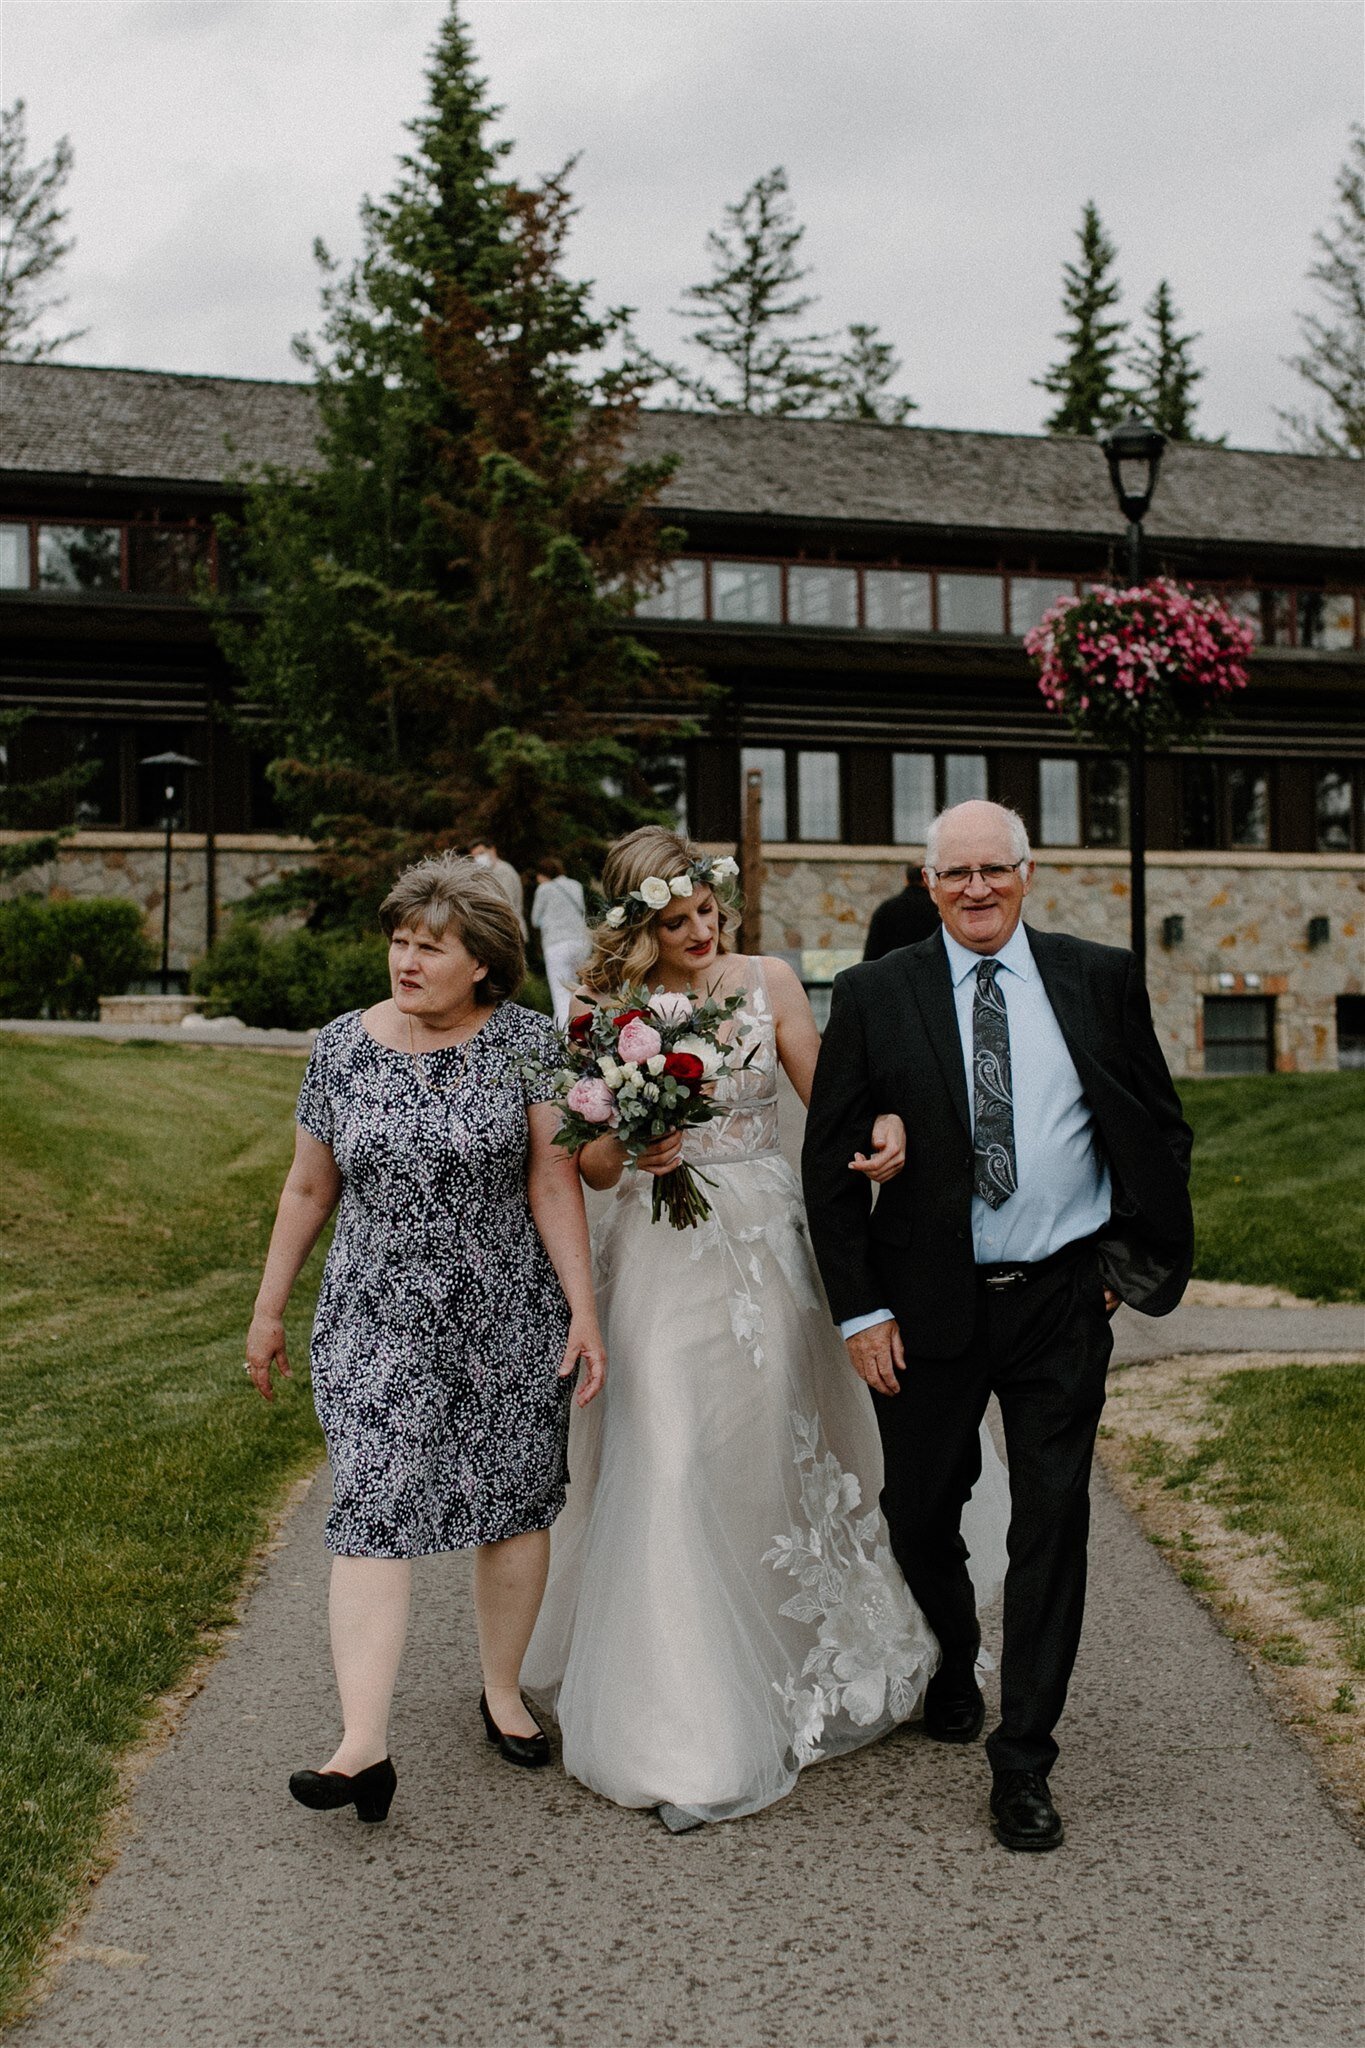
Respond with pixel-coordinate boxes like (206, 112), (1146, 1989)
(468, 839), (527, 938)
(530, 857), (590, 1028)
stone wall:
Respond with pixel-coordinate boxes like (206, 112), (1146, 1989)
(749, 843), (1365, 1077)
(0, 830), (315, 974)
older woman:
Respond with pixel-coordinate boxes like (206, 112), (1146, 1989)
(245, 854), (605, 1824)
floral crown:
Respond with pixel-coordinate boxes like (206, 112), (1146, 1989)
(600, 853), (740, 930)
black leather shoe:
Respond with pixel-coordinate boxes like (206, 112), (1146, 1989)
(923, 1665), (985, 1744)
(480, 1690), (550, 1769)
(990, 1769), (1064, 1852)
(288, 1756), (396, 1823)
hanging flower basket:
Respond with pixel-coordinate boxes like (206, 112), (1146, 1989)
(1024, 578), (1254, 750)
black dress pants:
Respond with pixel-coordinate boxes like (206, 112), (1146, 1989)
(872, 1245), (1115, 1778)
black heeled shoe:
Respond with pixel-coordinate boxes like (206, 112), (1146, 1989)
(479, 1690), (550, 1769)
(288, 1756), (397, 1823)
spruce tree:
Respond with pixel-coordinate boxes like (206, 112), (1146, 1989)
(1279, 125), (1365, 458)
(0, 99), (85, 360)
(1035, 201), (1128, 436)
(1127, 280), (1205, 440)
(215, 4), (691, 922)
(826, 323), (918, 425)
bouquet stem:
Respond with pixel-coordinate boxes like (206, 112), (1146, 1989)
(650, 1163), (715, 1230)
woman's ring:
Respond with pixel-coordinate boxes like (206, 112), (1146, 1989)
(243, 1361), (254, 1375)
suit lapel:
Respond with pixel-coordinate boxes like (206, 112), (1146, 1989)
(1029, 927), (1099, 1067)
(904, 935), (971, 1135)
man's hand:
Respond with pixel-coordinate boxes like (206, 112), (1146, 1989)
(844, 1319), (906, 1397)
(849, 1113), (907, 1183)
(1103, 1286), (1121, 1317)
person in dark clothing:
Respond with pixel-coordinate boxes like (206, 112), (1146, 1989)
(863, 866), (940, 959)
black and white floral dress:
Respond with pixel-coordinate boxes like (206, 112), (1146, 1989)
(296, 1004), (572, 1558)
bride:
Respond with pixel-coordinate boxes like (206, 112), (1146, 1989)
(522, 827), (1008, 1828)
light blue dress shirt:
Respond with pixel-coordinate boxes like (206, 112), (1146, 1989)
(840, 923), (1112, 1339)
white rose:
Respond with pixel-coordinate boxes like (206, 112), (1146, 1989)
(646, 1053), (667, 1076)
(669, 874), (694, 898)
(597, 1059), (624, 1088)
(620, 1060), (641, 1080)
(639, 876), (672, 910)
(604, 905), (626, 929)
(672, 1032), (724, 1079)
(712, 856), (739, 879)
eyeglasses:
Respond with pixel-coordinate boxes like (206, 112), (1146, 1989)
(927, 861), (1028, 891)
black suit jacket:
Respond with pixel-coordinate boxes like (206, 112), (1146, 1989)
(801, 926), (1194, 1359)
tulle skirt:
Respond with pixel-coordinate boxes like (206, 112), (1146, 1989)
(522, 1153), (1009, 1825)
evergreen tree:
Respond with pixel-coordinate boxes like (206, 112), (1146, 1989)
(1279, 125), (1365, 458)
(1035, 201), (1128, 436)
(1127, 280), (1206, 440)
(214, 4), (692, 922)
(825, 323), (918, 425)
(0, 710), (96, 881)
(657, 168), (835, 415)
(0, 98), (85, 360)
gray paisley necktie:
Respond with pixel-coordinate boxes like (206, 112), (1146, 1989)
(972, 958), (1017, 1209)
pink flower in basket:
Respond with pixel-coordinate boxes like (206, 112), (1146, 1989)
(565, 1075), (616, 1124)
(618, 1017), (663, 1063)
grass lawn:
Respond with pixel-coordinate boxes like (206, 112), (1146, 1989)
(1182, 1072), (1365, 1302)
(0, 1036), (323, 2025)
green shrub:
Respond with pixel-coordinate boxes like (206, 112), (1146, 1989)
(190, 919), (392, 1030)
(0, 896), (153, 1019)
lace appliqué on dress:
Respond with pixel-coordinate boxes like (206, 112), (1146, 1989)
(765, 1412), (933, 1766)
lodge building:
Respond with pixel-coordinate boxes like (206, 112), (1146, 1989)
(1, 360), (1362, 1076)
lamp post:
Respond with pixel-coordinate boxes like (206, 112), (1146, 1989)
(140, 750), (202, 994)
(1099, 409), (1167, 979)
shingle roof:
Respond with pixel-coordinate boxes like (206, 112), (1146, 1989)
(0, 361), (321, 484)
(0, 360), (1359, 553)
(631, 409), (1365, 554)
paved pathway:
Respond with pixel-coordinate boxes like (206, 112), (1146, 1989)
(16, 1453), (1364, 2048)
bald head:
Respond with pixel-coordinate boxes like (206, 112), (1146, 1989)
(923, 801), (1034, 956)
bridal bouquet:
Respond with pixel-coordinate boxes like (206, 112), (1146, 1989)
(533, 982), (752, 1229)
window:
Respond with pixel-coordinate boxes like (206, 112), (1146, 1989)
(1260, 590), (1294, 646)
(1009, 578), (1074, 636)
(944, 753), (987, 806)
(864, 569), (931, 633)
(740, 746), (787, 840)
(1181, 760), (1219, 850)
(71, 723), (125, 828)
(1227, 765), (1269, 849)
(787, 565), (857, 629)
(892, 752), (936, 845)
(635, 559), (705, 620)
(1337, 996), (1365, 1071)
(1221, 588), (1263, 644)
(127, 525), (211, 597)
(650, 752), (689, 833)
(713, 561), (780, 625)
(0, 523), (28, 589)
(796, 751), (841, 840)
(38, 524), (122, 592)
(1039, 759), (1081, 846)
(1297, 592), (1358, 651)
(1316, 767), (1357, 852)
(1085, 758), (1129, 847)
(936, 573), (1004, 634)
(1203, 996), (1274, 1076)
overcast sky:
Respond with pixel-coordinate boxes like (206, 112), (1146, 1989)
(1, 0), (1358, 448)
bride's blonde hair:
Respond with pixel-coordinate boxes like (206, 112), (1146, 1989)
(578, 826), (742, 999)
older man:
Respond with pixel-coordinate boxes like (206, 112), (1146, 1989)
(802, 800), (1192, 1852)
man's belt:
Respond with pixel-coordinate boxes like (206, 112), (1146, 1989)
(976, 1233), (1101, 1290)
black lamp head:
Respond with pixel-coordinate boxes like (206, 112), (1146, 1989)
(1101, 409), (1168, 525)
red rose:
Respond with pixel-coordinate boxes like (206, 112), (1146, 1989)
(567, 1013), (594, 1045)
(664, 1051), (704, 1084)
(612, 1008), (647, 1030)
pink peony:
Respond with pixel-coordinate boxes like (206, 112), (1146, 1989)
(565, 1075), (616, 1124)
(648, 990), (694, 1025)
(617, 1017), (663, 1063)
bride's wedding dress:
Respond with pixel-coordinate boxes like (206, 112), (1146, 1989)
(523, 960), (1009, 1826)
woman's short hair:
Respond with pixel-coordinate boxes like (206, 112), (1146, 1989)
(379, 852), (524, 1006)
(579, 826), (741, 999)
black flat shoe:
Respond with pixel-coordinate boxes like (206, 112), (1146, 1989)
(288, 1756), (396, 1823)
(923, 1665), (985, 1744)
(479, 1690), (550, 1769)
(990, 1769), (1064, 1852)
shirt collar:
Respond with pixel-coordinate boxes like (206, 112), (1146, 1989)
(942, 921), (1034, 988)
